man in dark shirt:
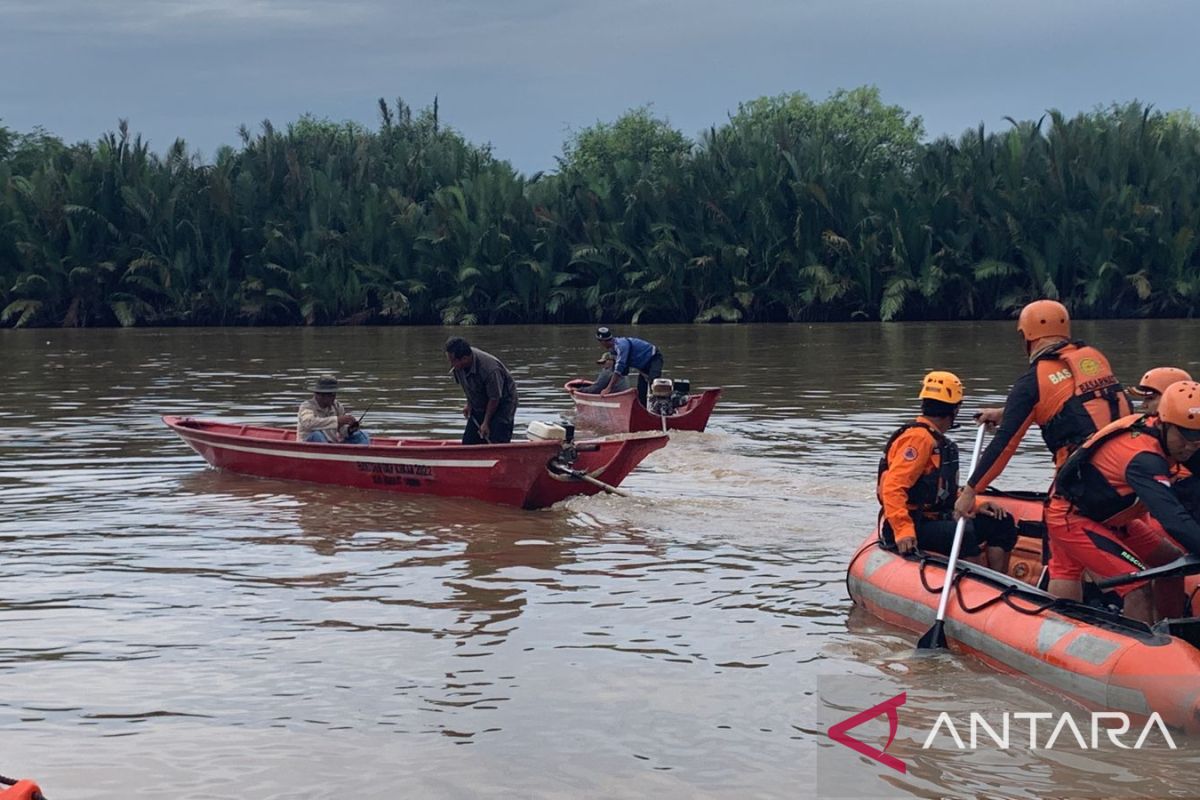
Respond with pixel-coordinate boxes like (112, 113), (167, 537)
(446, 337), (519, 445)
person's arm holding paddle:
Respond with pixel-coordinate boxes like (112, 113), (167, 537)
(477, 398), (499, 441)
(954, 370), (1039, 519)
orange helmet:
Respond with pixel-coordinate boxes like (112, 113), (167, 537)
(919, 371), (964, 405)
(1017, 299), (1070, 342)
(1130, 367), (1193, 398)
(1156, 381), (1200, 432)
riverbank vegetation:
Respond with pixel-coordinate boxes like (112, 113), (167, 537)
(3, 89), (1200, 327)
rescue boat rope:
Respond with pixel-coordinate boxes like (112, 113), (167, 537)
(916, 555), (1056, 617)
(845, 540), (878, 601)
(0, 773), (46, 800)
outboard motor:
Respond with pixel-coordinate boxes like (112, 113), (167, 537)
(670, 379), (691, 411)
(529, 419), (579, 465)
(526, 420), (568, 441)
(647, 378), (676, 417)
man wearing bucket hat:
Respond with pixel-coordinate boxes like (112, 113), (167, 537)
(297, 375), (370, 444)
(877, 371), (1016, 571)
(595, 326), (663, 406)
(576, 350), (630, 395)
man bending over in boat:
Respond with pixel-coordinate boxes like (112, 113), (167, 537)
(954, 299), (1130, 521)
(575, 351), (630, 395)
(878, 371), (1017, 571)
(1046, 381), (1200, 623)
(446, 337), (519, 445)
(595, 326), (663, 406)
(297, 375), (370, 444)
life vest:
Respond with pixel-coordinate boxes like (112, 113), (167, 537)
(1035, 340), (1131, 465)
(877, 422), (960, 513)
(1054, 413), (1163, 526)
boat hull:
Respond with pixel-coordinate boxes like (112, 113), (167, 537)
(848, 525), (1200, 732)
(565, 381), (721, 433)
(163, 416), (667, 509)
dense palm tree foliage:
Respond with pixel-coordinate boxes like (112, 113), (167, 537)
(3, 89), (1200, 327)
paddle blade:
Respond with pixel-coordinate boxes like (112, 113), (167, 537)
(916, 619), (948, 651)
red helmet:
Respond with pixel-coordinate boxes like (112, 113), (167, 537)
(1130, 367), (1193, 398)
(1017, 300), (1070, 342)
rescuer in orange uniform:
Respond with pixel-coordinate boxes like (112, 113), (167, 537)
(878, 371), (1017, 571)
(1046, 381), (1200, 623)
(1132, 367), (1200, 526)
(1129, 367), (1192, 414)
(954, 299), (1130, 520)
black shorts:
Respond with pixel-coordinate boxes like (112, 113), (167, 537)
(882, 513), (1017, 557)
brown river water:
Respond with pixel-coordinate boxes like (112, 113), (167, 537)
(2, 321), (1199, 799)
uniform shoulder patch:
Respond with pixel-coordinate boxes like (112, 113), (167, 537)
(902, 446), (919, 462)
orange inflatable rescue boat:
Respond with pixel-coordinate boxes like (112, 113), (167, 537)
(0, 776), (44, 800)
(848, 491), (1200, 733)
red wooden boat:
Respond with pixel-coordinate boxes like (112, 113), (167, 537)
(564, 380), (721, 433)
(163, 416), (668, 509)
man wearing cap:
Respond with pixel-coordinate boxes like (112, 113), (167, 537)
(297, 376), (370, 444)
(576, 351), (630, 395)
(446, 336), (519, 445)
(595, 326), (663, 406)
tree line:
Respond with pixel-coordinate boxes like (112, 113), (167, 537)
(3, 88), (1200, 328)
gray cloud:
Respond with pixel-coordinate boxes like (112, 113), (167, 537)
(1, 0), (1196, 172)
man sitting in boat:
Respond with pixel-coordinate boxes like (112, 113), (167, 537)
(1046, 381), (1200, 622)
(297, 375), (370, 445)
(878, 371), (1017, 571)
(446, 337), (519, 445)
(575, 351), (630, 395)
(954, 299), (1130, 521)
(1134, 368), (1200, 520)
(595, 326), (663, 406)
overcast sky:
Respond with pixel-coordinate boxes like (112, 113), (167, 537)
(2, 0), (1197, 174)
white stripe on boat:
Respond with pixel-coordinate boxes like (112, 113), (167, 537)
(179, 435), (499, 469)
(574, 398), (622, 409)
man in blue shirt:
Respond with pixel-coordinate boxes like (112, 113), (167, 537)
(595, 326), (664, 406)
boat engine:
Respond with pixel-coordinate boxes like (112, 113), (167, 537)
(670, 379), (691, 410)
(529, 420), (579, 465)
(647, 378), (692, 416)
(647, 378), (676, 417)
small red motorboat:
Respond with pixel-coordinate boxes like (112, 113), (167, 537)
(163, 416), (667, 509)
(564, 380), (721, 433)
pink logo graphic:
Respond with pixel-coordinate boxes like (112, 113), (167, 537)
(827, 692), (907, 774)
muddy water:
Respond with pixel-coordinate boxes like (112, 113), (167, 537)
(0, 321), (1197, 798)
